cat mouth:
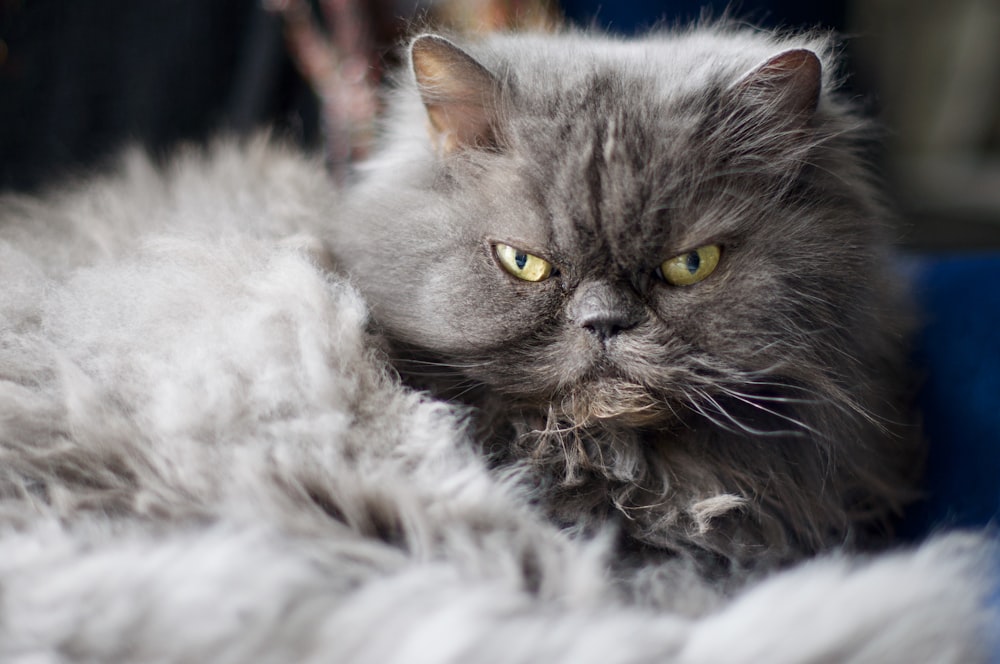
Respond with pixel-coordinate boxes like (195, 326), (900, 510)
(553, 376), (671, 427)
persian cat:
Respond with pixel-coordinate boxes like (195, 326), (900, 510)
(330, 28), (921, 569)
(0, 23), (994, 663)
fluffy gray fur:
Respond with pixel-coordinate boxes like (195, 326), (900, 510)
(0, 25), (996, 663)
(332, 26), (918, 569)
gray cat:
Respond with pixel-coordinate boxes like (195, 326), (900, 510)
(0, 23), (993, 663)
(330, 27), (921, 571)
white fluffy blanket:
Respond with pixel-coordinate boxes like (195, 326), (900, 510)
(0, 140), (995, 662)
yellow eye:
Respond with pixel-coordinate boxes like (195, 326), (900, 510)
(495, 243), (553, 282)
(660, 245), (721, 286)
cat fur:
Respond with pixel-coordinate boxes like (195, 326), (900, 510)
(330, 26), (920, 569)
(0, 25), (996, 663)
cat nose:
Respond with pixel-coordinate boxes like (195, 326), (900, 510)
(579, 312), (637, 341)
(570, 281), (643, 342)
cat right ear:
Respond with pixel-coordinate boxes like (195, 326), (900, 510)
(410, 35), (499, 155)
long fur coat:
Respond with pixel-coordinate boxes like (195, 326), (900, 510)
(0, 138), (996, 662)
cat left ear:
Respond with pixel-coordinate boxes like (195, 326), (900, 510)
(731, 49), (822, 121)
(411, 35), (500, 155)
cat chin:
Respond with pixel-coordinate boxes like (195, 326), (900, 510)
(552, 379), (674, 429)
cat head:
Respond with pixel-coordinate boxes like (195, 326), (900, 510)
(338, 27), (896, 437)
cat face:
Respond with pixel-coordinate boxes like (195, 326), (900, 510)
(341, 31), (888, 431)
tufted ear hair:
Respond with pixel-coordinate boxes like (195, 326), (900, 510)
(731, 48), (822, 123)
(410, 35), (500, 155)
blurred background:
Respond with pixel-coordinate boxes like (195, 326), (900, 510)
(2, 0), (1000, 249)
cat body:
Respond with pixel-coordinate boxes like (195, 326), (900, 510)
(0, 23), (994, 663)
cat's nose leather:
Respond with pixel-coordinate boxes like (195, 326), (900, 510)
(581, 314), (636, 341)
(570, 281), (643, 342)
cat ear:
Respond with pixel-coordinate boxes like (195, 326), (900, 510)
(731, 49), (822, 121)
(410, 35), (499, 155)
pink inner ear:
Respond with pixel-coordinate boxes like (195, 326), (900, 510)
(411, 35), (498, 154)
(736, 48), (822, 117)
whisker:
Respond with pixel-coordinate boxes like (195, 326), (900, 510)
(736, 372), (886, 431)
(718, 388), (822, 405)
(683, 390), (745, 437)
(390, 357), (492, 370)
(689, 386), (804, 438)
(447, 382), (485, 401)
(716, 386), (823, 437)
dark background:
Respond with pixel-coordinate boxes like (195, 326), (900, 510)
(2, 0), (999, 249)
(0, 0), (317, 192)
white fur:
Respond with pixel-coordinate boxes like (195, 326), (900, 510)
(0, 139), (995, 662)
